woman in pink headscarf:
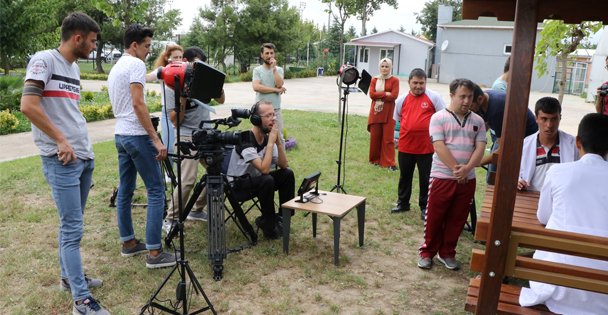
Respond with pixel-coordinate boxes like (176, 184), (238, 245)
(367, 58), (400, 170)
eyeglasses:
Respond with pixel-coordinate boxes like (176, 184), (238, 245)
(260, 112), (276, 119)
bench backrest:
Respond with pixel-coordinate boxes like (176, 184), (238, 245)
(471, 229), (608, 294)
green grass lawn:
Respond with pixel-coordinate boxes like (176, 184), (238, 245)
(0, 110), (487, 314)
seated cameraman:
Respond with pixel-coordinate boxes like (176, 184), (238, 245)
(226, 100), (295, 239)
(163, 50), (225, 232)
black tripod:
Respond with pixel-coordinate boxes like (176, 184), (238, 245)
(331, 86), (351, 194)
(140, 76), (215, 315)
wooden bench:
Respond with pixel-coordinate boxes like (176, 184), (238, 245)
(466, 186), (608, 314)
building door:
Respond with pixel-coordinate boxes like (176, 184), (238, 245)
(358, 47), (369, 74)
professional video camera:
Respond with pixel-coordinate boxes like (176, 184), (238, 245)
(166, 108), (254, 281)
(180, 108), (251, 165)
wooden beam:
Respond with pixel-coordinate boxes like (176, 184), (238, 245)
(475, 0), (539, 313)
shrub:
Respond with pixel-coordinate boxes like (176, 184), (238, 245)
(80, 72), (108, 80)
(101, 85), (108, 92)
(0, 75), (23, 112)
(80, 105), (102, 121)
(0, 110), (20, 135)
(82, 91), (95, 102)
(239, 71), (253, 82)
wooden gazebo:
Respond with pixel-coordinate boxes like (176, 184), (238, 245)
(463, 0), (608, 314)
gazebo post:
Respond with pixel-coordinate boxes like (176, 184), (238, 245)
(475, 0), (539, 313)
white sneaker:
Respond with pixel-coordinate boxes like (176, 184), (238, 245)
(186, 211), (208, 222)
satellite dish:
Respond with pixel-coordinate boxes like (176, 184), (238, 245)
(441, 40), (449, 51)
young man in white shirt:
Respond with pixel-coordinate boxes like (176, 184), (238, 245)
(519, 113), (608, 314)
(108, 24), (175, 269)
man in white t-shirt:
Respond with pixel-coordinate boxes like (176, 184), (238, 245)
(108, 24), (175, 269)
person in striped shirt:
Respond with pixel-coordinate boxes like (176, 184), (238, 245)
(417, 78), (487, 271)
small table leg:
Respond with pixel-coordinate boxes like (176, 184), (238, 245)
(312, 213), (317, 238)
(282, 207), (291, 254)
(357, 202), (365, 247)
(333, 217), (341, 266)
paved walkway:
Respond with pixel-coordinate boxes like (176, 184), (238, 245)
(0, 76), (594, 162)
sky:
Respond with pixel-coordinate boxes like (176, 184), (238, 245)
(167, 0), (425, 36)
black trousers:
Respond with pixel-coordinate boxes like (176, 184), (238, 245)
(233, 168), (295, 220)
(397, 152), (433, 210)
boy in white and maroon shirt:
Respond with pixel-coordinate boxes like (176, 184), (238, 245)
(418, 78), (486, 271)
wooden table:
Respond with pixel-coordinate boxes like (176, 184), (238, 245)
(281, 191), (366, 266)
(475, 185), (542, 242)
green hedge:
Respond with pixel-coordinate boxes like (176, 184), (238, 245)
(0, 76), (23, 112)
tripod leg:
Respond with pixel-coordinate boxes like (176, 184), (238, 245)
(165, 176), (207, 247)
(207, 175), (226, 281)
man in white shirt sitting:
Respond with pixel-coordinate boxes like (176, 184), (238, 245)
(518, 97), (578, 191)
(519, 113), (608, 315)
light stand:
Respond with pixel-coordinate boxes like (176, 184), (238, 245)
(331, 85), (350, 194)
(140, 75), (216, 315)
(331, 66), (360, 194)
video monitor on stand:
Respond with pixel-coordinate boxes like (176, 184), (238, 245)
(296, 171), (321, 203)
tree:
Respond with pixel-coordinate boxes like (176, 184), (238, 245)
(353, 0), (397, 36)
(534, 20), (602, 103)
(92, 0), (181, 72)
(414, 0), (461, 43)
(321, 0), (358, 68)
(0, 0), (63, 74)
(188, 0), (238, 72)
(233, 0), (300, 73)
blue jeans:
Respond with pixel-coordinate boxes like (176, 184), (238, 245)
(115, 135), (164, 250)
(41, 155), (94, 302)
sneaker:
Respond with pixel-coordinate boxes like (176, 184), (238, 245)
(72, 296), (109, 315)
(61, 275), (103, 291)
(187, 211), (208, 222)
(255, 216), (281, 240)
(421, 208), (426, 221)
(417, 257), (433, 270)
(388, 165), (398, 171)
(146, 251), (177, 269)
(121, 239), (147, 257)
(162, 219), (175, 235)
(437, 255), (460, 270)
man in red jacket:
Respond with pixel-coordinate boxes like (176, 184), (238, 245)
(391, 68), (446, 220)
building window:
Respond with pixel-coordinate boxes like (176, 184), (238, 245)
(504, 45), (512, 55)
(359, 47), (369, 63)
(380, 49), (394, 60)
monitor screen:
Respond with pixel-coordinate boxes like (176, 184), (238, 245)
(297, 171), (321, 202)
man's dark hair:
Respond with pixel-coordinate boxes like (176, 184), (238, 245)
(534, 97), (562, 116)
(449, 78), (475, 94)
(60, 12), (100, 41)
(183, 46), (206, 62)
(503, 56), (511, 73)
(577, 113), (608, 156)
(408, 68), (426, 81)
(123, 24), (153, 48)
(260, 43), (276, 53)
(472, 83), (484, 101)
